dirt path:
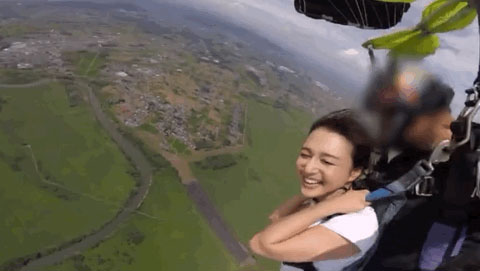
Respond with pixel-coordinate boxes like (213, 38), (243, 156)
(186, 145), (245, 162)
(160, 149), (255, 265)
(160, 144), (245, 184)
(185, 181), (255, 266)
(160, 150), (196, 184)
(157, 103), (254, 265)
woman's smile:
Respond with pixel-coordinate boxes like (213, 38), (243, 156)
(302, 177), (323, 186)
(303, 177), (322, 184)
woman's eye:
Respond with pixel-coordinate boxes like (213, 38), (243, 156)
(321, 159), (334, 165)
(300, 153), (310, 158)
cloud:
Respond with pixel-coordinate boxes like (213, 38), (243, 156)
(343, 48), (360, 55)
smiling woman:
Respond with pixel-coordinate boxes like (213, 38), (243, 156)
(249, 109), (377, 271)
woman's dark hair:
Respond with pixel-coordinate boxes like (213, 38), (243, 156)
(309, 108), (372, 170)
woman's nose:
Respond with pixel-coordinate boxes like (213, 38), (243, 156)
(304, 158), (321, 174)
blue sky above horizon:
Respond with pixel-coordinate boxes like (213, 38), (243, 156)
(159, 0), (479, 113)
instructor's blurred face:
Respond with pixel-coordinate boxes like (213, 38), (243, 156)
(468, 0), (480, 9)
(402, 109), (453, 150)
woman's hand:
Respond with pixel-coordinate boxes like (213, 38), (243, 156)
(268, 194), (309, 223)
(322, 189), (370, 214)
(268, 209), (281, 223)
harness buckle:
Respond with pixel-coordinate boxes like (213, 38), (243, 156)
(429, 140), (452, 164)
(414, 176), (435, 197)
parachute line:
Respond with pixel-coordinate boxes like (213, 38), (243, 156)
(301, 0), (306, 14)
(326, 0), (351, 25)
(369, 2), (384, 29)
(394, 6), (397, 28)
(344, 0), (362, 27)
(476, 14), (480, 85)
(385, 2), (391, 28)
(362, 0), (369, 27)
(354, 0), (366, 28)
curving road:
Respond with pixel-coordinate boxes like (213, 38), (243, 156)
(2, 80), (253, 270)
(0, 79), (53, 89)
(13, 82), (154, 271)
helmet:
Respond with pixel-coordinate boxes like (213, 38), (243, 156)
(358, 59), (454, 148)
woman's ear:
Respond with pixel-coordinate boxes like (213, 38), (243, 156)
(348, 167), (362, 182)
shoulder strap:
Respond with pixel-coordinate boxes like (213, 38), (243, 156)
(342, 194), (407, 271)
(366, 159), (433, 201)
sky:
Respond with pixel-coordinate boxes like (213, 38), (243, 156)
(158, 0), (479, 113)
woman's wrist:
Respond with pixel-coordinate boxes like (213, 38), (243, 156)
(278, 194), (308, 213)
(311, 199), (339, 218)
(294, 194), (309, 204)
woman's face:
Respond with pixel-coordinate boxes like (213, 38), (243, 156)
(296, 127), (361, 199)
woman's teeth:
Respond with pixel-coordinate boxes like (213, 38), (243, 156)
(304, 178), (321, 184)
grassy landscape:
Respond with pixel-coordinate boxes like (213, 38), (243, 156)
(38, 96), (314, 271)
(0, 82), (136, 265)
(0, 23), (40, 38)
(0, 69), (46, 84)
(0, 3), (331, 270)
(42, 167), (237, 271)
(191, 98), (314, 270)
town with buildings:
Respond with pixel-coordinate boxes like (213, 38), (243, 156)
(0, 0), (342, 153)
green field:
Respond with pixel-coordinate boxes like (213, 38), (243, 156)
(0, 4), (329, 271)
(191, 98), (314, 270)
(0, 24), (39, 38)
(0, 69), (46, 84)
(39, 97), (313, 271)
(63, 50), (107, 77)
(42, 167), (237, 271)
(168, 137), (191, 155)
(0, 82), (136, 265)
(0, 81), (316, 271)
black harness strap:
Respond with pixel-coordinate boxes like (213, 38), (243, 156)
(283, 261), (317, 271)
